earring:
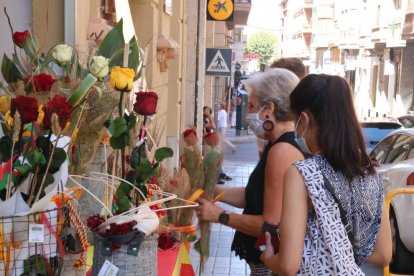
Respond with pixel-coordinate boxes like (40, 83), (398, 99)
(262, 115), (274, 132)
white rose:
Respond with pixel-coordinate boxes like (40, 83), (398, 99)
(90, 56), (109, 79)
(52, 44), (73, 65)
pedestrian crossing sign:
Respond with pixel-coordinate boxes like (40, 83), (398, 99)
(205, 48), (232, 76)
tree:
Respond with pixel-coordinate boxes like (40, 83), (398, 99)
(244, 32), (279, 64)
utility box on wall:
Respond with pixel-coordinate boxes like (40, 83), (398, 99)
(236, 90), (248, 136)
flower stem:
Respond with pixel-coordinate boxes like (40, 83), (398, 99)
(33, 134), (60, 204)
(119, 91), (125, 179)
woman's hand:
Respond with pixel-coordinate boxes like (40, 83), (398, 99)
(260, 232), (275, 265)
(196, 197), (223, 222)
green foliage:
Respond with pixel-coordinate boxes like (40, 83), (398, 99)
(22, 254), (47, 276)
(244, 31), (279, 63)
(1, 54), (22, 83)
(0, 136), (13, 163)
(97, 19), (142, 79)
(154, 147), (174, 162)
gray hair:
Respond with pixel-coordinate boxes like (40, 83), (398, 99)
(246, 68), (299, 121)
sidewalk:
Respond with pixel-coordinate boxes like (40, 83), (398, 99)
(226, 127), (256, 142)
(190, 163), (255, 275)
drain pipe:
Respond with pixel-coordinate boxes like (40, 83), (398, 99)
(64, 0), (76, 45)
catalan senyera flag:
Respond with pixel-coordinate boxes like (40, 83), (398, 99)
(157, 243), (195, 276)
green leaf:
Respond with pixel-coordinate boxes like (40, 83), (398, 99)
(108, 117), (127, 138)
(49, 148), (67, 174)
(130, 145), (145, 169)
(97, 19), (142, 77)
(125, 112), (137, 130)
(27, 148), (43, 166)
(36, 136), (52, 158)
(1, 54), (23, 83)
(97, 19), (126, 67)
(154, 147), (174, 162)
(0, 174), (9, 190)
(128, 36), (142, 81)
(66, 73), (97, 107)
(12, 54), (28, 76)
(116, 196), (130, 213)
(0, 136), (13, 163)
(109, 133), (129, 149)
(23, 254), (47, 275)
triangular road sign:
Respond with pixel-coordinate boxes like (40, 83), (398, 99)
(206, 50), (230, 73)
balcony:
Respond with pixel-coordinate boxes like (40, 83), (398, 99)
(226, 0), (252, 30)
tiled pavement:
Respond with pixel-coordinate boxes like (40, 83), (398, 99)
(190, 162), (256, 276)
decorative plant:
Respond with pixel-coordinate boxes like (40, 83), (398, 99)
(180, 129), (223, 267)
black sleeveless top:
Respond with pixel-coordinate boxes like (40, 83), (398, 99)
(231, 131), (302, 264)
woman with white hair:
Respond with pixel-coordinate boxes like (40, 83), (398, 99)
(196, 68), (304, 275)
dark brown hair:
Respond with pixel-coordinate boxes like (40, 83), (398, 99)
(290, 74), (375, 179)
(270, 57), (306, 79)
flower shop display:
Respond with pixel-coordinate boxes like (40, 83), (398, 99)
(0, 18), (95, 276)
(180, 130), (223, 268)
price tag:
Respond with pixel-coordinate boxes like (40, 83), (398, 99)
(98, 260), (119, 276)
(29, 224), (44, 243)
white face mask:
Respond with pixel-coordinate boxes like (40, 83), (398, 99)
(294, 115), (313, 155)
(246, 106), (266, 139)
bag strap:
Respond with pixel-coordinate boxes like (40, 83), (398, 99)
(322, 174), (354, 246)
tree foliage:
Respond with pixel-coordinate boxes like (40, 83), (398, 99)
(244, 32), (279, 63)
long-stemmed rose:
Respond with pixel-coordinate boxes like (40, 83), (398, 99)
(109, 66), (135, 179)
(109, 66), (134, 92)
(12, 30), (30, 48)
(133, 92), (158, 116)
(11, 96), (39, 124)
(204, 132), (219, 149)
(33, 73), (57, 91)
(183, 129), (197, 146)
(42, 95), (73, 130)
(90, 56), (109, 79)
(52, 44), (73, 66)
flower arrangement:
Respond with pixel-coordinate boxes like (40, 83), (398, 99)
(0, 10), (146, 273)
(180, 129), (223, 266)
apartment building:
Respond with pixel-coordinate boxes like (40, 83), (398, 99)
(279, 0), (414, 118)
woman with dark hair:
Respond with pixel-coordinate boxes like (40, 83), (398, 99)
(260, 74), (392, 275)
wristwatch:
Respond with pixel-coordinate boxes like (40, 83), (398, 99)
(218, 211), (230, 225)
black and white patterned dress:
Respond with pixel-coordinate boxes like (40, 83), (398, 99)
(294, 154), (383, 275)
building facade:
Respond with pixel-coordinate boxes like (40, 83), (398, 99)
(279, 0), (414, 118)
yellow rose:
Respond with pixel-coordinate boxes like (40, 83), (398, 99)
(0, 95), (11, 114)
(109, 66), (134, 92)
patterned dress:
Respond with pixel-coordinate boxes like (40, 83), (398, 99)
(294, 154), (383, 275)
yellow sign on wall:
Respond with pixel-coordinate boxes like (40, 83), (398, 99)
(207, 0), (234, 21)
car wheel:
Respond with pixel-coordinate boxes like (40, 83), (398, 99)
(389, 208), (414, 274)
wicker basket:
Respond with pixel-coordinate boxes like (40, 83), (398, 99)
(91, 232), (158, 276)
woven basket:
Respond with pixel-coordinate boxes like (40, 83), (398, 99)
(91, 232), (158, 276)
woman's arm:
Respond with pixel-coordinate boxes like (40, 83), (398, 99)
(365, 202), (392, 266)
(261, 166), (308, 275)
(263, 143), (304, 225)
(214, 185), (246, 208)
(204, 114), (216, 130)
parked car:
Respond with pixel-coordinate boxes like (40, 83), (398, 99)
(361, 117), (403, 152)
(398, 114), (414, 128)
(369, 128), (414, 274)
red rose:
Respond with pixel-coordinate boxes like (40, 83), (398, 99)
(33, 73), (56, 91)
(158, 233), (177, 250)
(204, 132), (219, 146)
(183, 128), (197, 146)
(86, 214), (105, 231)
(13, 30), (30, 48)
(42, 95), (73, 129)
(133, 92), (158, 116)
(11, 96), (39, 124)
